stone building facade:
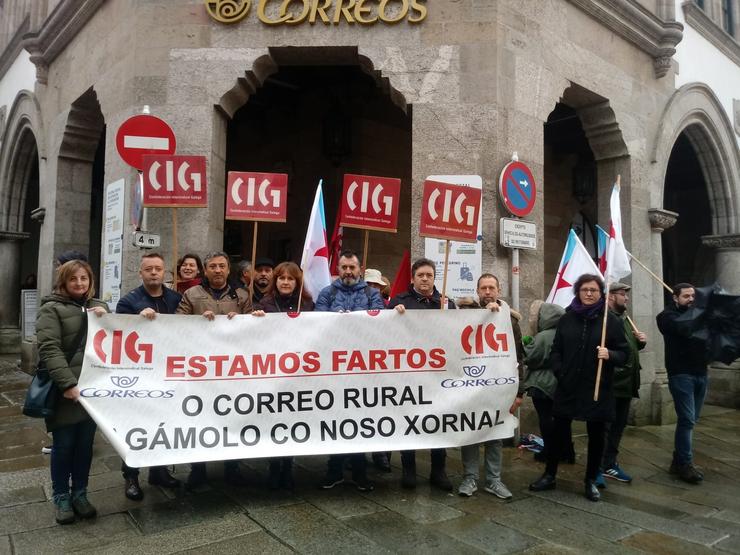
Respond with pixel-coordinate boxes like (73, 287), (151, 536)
(1, 0), (739, 419)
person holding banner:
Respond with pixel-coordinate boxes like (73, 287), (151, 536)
(529, 273), (628, 502)
(316, 249), (384, 492)
(176, 251), (253, 489)
(389, 257), (455, 491)
(116, 253), (183, 500)
(457, 274), (523, 499)
(252, 261), (314, 489)
(36, 260), (109, 524)
(176, 253), (203, 294)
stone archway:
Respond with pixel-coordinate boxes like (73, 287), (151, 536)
(0, 90), (44, 353)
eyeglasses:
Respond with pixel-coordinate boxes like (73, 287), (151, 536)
(579, 288), (600, 294)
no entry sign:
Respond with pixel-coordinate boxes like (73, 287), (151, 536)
(340, 173), (401, 232)
(420, 179), (481, 242)
(225, 172), (288, 222)
(116, 115), (176, 171)
(142, 155), (207, 207)
(498, 161), (536, 217)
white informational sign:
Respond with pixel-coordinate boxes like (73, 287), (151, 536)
(20, 289), (38, 340)
(499, 218), (537, 250)
(132, 231), (161, 249)
(423, 175), (483, 299)
(79, 309), (519, 467)
(101, 179), (125, 311)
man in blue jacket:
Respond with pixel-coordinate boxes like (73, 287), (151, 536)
(116, 253), (182, 500)
(316, 250), (384, 491)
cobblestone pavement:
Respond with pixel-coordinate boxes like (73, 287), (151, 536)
(2, 357), (739, 554)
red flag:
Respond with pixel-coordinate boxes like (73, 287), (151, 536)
(390, 250), (411, 300)
(328, 205), (343, 271)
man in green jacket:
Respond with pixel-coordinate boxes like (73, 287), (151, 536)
(602, 282), (647, 483)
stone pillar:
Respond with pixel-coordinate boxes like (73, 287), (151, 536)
(701, 234), (740, 294)
(0, 231), (30, 353)
(647, 208), (678, 425)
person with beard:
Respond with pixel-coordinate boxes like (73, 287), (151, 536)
(529, 273), (629, 502)
(389, 258), (455, 491)
(456, 273), (524, 500)
(252, 257), (274, 304)
(657, 283), (710, 484)
(116, 253), (183, 500)
(176, 253), (203, 294)
(252, 262), (314, 489)
(315, 249), (384, 491)
(176, 251), (252, 489)
(600, 283), (647, 485)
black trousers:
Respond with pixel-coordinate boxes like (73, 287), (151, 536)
(546, 417), (605, 481)
(121, 462), (168, 479)
(602, 397), (631, 469)
(327, 453), (367, 479)
(400, 448), (446, 469)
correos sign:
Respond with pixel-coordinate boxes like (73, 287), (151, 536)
(205, 0), (427, 25)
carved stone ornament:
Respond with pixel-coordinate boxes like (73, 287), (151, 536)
(701, 233), (740, 249)
(648, 208), (678, 232)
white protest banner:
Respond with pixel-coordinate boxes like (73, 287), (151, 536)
(78, 309), (519, 467)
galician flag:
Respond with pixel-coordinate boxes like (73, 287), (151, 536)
(300, 181), (332, 300)
(604, 181), (631, 283)
(546, 229), (603, 308)
(595, 224), (609, 274)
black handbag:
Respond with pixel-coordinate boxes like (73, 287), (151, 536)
(23, 313), (89, 419)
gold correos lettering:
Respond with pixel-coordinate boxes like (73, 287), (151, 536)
(354, 0), (378, 24)
(280, 0), (310, 24)
(333, 0), (356, 24)
(309, 0), (333, 23)
(258, 0), (291, 23)
(408, 0), (426, 23)
(378, 0), (408, 24)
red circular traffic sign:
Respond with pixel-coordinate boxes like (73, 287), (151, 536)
(498, 161), (537, 217)
(115, 114), (176, 170)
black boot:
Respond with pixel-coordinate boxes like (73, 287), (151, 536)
(529, 473), (556, 492)
(584, 480), (600, 502)
(124, 477), (144, 500)
(429, 466), (453, 492)
(372, 452), (392, 472)
(149, 467), (180, 488)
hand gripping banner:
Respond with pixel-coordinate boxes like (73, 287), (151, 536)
(78, 308), (519, 467)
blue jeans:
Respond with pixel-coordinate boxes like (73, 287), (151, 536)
(668, 374), (708, 466)
(51, 418), (97, 499)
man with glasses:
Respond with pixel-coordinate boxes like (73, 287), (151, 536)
(600, 283), (646, 485)
(657, 283), (709, 484)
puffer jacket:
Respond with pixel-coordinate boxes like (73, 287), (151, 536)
(315, 279), (385, 312)
(176, 283), (252, 315)
(36, 294), (109, 432)
(522, 301), (565, 399)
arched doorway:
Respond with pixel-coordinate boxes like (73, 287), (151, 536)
(221, 50), (412, 278)
(0, 92), (43, 353)
(661, 129), (714, 288)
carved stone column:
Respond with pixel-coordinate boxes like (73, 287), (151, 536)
(0, 231), (30, 353)
(701, 233), (740, 295)
(648, 208), (678, 424)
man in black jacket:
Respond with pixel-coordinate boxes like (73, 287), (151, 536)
(656, 283), (709, 484)
(116, 253), (182, 500)
(389, 258), (455, 491)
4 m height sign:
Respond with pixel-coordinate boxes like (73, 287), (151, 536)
(340, 174), (401, 232)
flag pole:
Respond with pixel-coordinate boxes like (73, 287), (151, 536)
(440, 240), (450, 310)
(362, 229), (370, 272)
(628, 252), (673, 294)
(249, 221), (258, 304)
(297, 279), (304, 314)
(626, 314), (640, 335)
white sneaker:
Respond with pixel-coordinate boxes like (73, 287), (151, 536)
(457, 477), (477, 497)
(484, 479), (512, 499)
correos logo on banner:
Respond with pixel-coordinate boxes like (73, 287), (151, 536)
(204, 0), (427, 25)
(93, 330), (153, 365)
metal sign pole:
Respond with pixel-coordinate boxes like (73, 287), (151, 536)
(511, 247), (520, 312)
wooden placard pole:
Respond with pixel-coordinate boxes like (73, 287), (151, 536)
(626, 314), (640, 335)
(628, 252), (673, 294)
(440, 239), (451, 310)
(172, 208), (178, 291)
(594, 278), (610, 401)
(362, 229), (370, 272)
(249, 221), (258, 303)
